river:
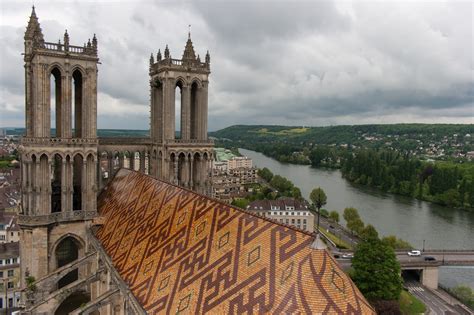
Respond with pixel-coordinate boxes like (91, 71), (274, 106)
(239, 148), (474, 289)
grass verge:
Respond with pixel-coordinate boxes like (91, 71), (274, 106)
(399, 290), (426, 314)
(319, 228), (352, 249)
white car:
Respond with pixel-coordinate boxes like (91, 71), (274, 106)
(407, 250), (421, 257)
(342, 253), (354, 259)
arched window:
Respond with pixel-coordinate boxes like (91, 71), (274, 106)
(51, 154), (62, 213)
(190, 82), (199, 139)
(72, 70), (83, 138)
(72, 155), (83, 211)
(55, 237), (80, 288)
(175, 80), (183, 139)
(50, 67), (62, 137)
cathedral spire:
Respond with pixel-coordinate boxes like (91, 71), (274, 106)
(25, 6), (44, 46)
(182, 32), (196, 61)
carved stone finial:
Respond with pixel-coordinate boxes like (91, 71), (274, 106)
(64, 29), (69, 51)
(92, 33), (98, 51)
(157, 49), (162, 61)
(150, 53), (154, 65)
(205, 50), (210, 64)
(164, 45), (170, 59)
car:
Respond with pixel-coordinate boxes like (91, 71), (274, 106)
(329, 225), (335, 229)
(333, 254), (340, 259)
(407, 250), (421, 257)
(342, 253), (354, 259)
(424, 256), (436, 261)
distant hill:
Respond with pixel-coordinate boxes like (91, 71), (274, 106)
(210, 124), (474, 145)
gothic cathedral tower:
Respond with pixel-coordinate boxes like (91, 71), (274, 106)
(148, 34), (213, 195)
(19, 6), (99, 296)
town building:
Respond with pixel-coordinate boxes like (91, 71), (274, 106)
(0, 242), (21, 313)
(247, 197), (315, 233)
(16, 7), (374, 314)
(227, 156), (252, 170)
(0, 212), (20, 243)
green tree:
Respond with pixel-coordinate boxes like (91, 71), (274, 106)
(257, 167), (273, 182)
(310, 187), (327, 232)
(352, 237), (403, 301)
(270, 175), (294, 193)
(382, 236), (413, 250)
(291, 187), (302, 200)
(231, 198), (249, 209)
(347, 217), (365, 235)
(343, 207), (360, 223)
(329, 211), (340, 223)
(450, 285), (474, 308)
(360, 224), (379, 241)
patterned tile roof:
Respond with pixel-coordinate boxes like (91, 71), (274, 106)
(95, 169), (375, 314)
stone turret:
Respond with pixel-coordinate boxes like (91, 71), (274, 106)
(24, 6), (44, 53)
(164, 45), (170, 59)
(63, 29), (69, 51)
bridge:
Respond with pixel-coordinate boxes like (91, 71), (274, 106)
(334, 249), (474, 289)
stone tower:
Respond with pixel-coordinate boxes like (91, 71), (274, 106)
(19, 5), (99, 300)
(148, 33), (213, 194)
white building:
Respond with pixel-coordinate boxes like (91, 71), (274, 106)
(227, 156), (252, 170)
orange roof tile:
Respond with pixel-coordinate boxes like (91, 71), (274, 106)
(95, 169), (375, 314)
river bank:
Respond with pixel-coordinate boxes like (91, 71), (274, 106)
(239, 148), (474, 289)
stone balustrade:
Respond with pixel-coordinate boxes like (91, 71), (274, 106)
(43, 41), (97, 56)
(18, 210), (97, 227)
(21, 137), (98, 146)
(165, 138), (214, 145)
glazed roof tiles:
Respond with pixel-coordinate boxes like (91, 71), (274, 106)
(95, 169), (374, 314)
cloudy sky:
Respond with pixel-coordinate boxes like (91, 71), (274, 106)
(0, 0), (472, 130)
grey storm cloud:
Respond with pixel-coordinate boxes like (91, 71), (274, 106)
(0, 0), (472, 130)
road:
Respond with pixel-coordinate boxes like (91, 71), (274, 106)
(404, 281), (470, 315)
(396, 251), (474, 267)
(319, 216), (359, 248)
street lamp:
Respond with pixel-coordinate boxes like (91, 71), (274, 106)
(422, 240), (425, 252)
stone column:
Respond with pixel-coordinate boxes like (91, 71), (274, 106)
(65, 158), (73, 212)
(140, 151), (146, 174)
(40, 158), (52, 214)
(108, 154), (114, 180)
(200, 82), (209, 140)
(118, 154), (124, 169)
(189, 156), (194, 189)
(81, 158), (87, 211)
(181, 85), (191, 140)
(97, 155), (103, 191)
(89, 156), (97, 211)
(183, 156), (189, 187)
(173, 159), (179, 185)
(61, 159), (67, 212)
(163, 79), (175, 141)
(129, 153), (135, 171)
(63, 71), (72, 138)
